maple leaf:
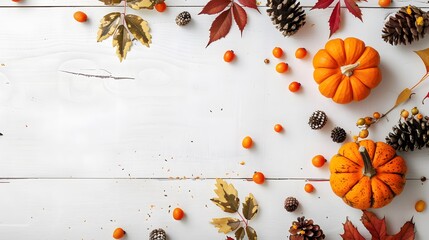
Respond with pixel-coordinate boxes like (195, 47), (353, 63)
(328, 2), (341, 37)
(210, 178), (240, 213)
(211, 217), (241, 234)
(361, 210), (388, 238)
(341, 218), (365, 240)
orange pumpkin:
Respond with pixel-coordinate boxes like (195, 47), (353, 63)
(313, 37), (382, 104)
(329, 140), (407, 209)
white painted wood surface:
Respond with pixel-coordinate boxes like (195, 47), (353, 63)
(0, 1), (428, 239)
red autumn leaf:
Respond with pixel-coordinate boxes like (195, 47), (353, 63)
(311, 0), (335, 10)
(423, 92), (429, 104)
(199, 0), (232, 15)
(238, 0), (260, 13)
(361, 210), (388, 239)
(232, 2), (247, 35)
(344, 0), (362, 21)
(389, 218), (415, 240)
(226, 237), (234, 240)
(341, 218), (365, 240)
(206, 9), (233, 47)
(328, 1), (341, 37)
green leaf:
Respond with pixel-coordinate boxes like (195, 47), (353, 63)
(235, 226), (246, 240)
(210, 178), (240, 213)
(125, 14), (151, 47)
(210, 217), (240, 234)
(246, 226), (257, 240)
(112, 25), (132, 62)
(242, 193), (258, 220)
(97, 12), (121, 42)
(127, 0), (161, 9)
(99, 0), (122, 5)
(415, 48), (429, 73)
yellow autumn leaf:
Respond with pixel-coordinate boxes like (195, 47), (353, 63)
(99, 0), (122, 5)
(246, 226), (258, 240)
(415, 48), (429, 73)
(211, 217), (240, 234)
(125, 14), (152, 47)
(127, 0), (160, 9)
(210, 178), (239, 213)
(235, 226), (245, 240)
(242, 193), (258, 220)
(112, 25), (132, 62)
(97, 12), (121, 42)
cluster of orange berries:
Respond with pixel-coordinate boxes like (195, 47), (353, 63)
(354, 111), (382, 140)
(273, 47), (307, 93)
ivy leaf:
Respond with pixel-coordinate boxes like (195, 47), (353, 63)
(97, 12), (121, 42)
(328, 2), (341, 37)
(232, 2), (247, 36)
(340, 218), (365, 240)
(199, 0), (232, 15)
(238, 0), (260, 13)
(389, 218), (415, 240)
(127, 0), (160, 9)
(344, 0), (362, 21)
(99, 0), (122, 5)
(311, 0), (334, 9)
(112, 25), (132, 62)
(246, 226), (257, 240)
(206, 9), (233, 47)
(235, 226), (246, 240)
(361, 210), (388, 239)
(125, 14), (151, 47)
(210, 178), (239, 213)
(242, 193), (258, 220)
(211, 217), (241, 234)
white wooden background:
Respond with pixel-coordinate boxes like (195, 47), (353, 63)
(0, 0), (428, 239)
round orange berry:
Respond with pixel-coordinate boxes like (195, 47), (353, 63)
(415, 200), (426, 212)
(253, 172), (265, 184)
(274, 124), (283, 132)
(295, 48), (307, 59)
(272, 47), (284, 58)
(155, 2), (167, 12)
(242, 136), (253, 149)
(373, 112), (381, 119)
(223, 50), (235, 62)
(113, 228), (126, 239)
(288, 81), (301, 92)
(417, 113), (424, 120)
(401, 110), (409, 119)
(73, 11), (88, 23)
(173, 207), (185, 220)
(276, 62), (289, 73)
(378, 0), (391, 7)
(359, 129), (369, 139)
(304, 183), (315, 193)
(312, 155), (326, 168)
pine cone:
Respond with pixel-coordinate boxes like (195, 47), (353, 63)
(284, 197), (299, 212)
(150, 228), (167, 240)
(308, 110), (327, 130)
(331, 127), (347, 143)
(289, 216), (325, 240)
(176, 11), (191, 26)
(267, 0), (306, 37)
(382, 5), (429, 45)
(385, 115), (429, 151)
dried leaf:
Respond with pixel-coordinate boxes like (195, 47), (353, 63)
(246, 226), (257, 240)
(226, 237), (235, 240)
(361, 210), (388, 239)
(99, 0), (122, 5)
(211, 217), (241, 234)
(311, 0), (334, 9)
(206, 9), (233, 47)
(235, 226), (246, 240)
(393, 88), (412, 108)
(415, 48), (429, 73)
(242, 193), (258, 220)
(127, 0), (159, 9)
(390, 218), (415, 240)
(125, 14), (151, 47)
(97, 12), (121, 42)
(232, 2), (247, 36)
(199, 0), (232, 15)
(238, 0), (260, 13)
(112, 25), (132, 62)
(210, 178), (239, 213)
(423, 92), (429, 104)
(328, 2), (341, 37)
(341, 218), (365, 240)
(344, 0), (362, 21)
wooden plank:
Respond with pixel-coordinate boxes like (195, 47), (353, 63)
(0, 179), (426, 239)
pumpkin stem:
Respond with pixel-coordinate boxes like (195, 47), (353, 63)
(340, 62), (360, 77)
(359, 146), (376, 178)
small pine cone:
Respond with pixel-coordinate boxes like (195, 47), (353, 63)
(385, 114), (429, 151)
(150, 228), (167, 240)
(175, 11), (191, 26)
(284, 197), (299, 212)
(382, 5), (429, 45)
(308, 110), (327, 130)
(289, 216), (325, 240)
(331, 127), (347, 143)
(267, 0), (306, 37)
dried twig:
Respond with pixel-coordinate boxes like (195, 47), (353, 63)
(59, 70), (134, 80)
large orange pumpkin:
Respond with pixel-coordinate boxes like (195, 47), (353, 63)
(329, 140), (407, 209)
(313, 37), (382, 104)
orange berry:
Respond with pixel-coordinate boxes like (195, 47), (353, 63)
(155, 2), (167, 12)
(276, 62), (289, 73)
(288, 81), (301, 92)
(373, 112), (381, 119)
(401, 109), (409, 119)
(364, 117), (373, 125)
(274, 124), (283, 132)
(359, 129), (369, 139)
(295, 48), (307, 59)
(242, 136), (253, 149)
(304, 183), (314, 193)
(223, 50), (235, 62)
(73, 11), (88, 23)
(312, 155), (326, 168)
(378, 0), (391, 7)
(415, 200), (426, 212)
(417, 113), (423, 120)
(272, 47), (284, 58)
(253, 171), (265, 184)
(173, 207), (185, 220)
(112, 228), (126, 239)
